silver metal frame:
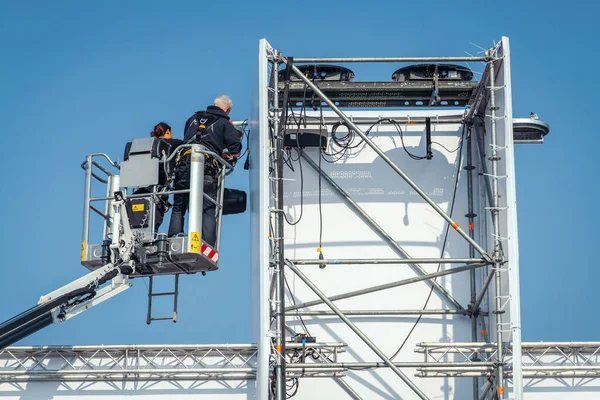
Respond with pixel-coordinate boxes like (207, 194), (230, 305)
(80, 144), (235, 274)
(261, 41), (588, 400)
(0, 343), (344, 383)
(266, 47), (505, 400)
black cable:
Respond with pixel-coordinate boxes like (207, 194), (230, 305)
(391, 119), (426, 160)
(390, 123), (467, 360)
(326, 118), (428, 162)
(431, 140), (461, 153)
(283, 147), (304, 226)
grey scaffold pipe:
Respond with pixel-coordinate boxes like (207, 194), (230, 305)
(286, 60), (492, 263)
(291, 258), (488, 265)
(288, 309), (476, 316)
(292, 56), (488, 63)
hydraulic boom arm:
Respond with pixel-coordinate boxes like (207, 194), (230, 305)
(0, 193), (136, 350)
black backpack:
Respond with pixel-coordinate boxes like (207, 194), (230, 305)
(183, 111), (220, 144)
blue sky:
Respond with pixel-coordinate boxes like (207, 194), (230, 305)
(0, 1), (597, 346)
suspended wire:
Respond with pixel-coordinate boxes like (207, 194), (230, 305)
(324, 118), (428, 162)
(431, 140), (461, 153)
(390, 123), (467, 361)
(283, 148), (304, 226)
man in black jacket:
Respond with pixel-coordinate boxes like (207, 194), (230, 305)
(167, 95), (242, 247)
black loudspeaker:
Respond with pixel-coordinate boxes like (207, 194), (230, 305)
(222, 188), (247, 215)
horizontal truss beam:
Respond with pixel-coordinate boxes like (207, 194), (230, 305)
(1, 342), (599, 382)
(288, 309), (489, 317)
(292, 56), (488, 63)
(285, 116), (464, 125)
(291, 258), (488, 266)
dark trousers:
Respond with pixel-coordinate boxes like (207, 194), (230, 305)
(167, 170), (218, 247)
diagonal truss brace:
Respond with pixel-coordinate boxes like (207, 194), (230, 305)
(285, 262), (486, 312)
(286, 60), (492, 264)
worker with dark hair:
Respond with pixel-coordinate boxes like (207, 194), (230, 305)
(137, 122), (182, 231)
(167, 96), (242, 247)
(151, 122), (183, 186)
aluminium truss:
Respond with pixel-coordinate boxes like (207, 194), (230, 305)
(251, 37), (600, 400)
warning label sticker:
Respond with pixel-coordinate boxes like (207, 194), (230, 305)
(190, 232), (200, 252)
(81, 241), (86, 261)
(132, 203), (145, 212)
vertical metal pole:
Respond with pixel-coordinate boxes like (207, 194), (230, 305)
(489, 59), (505, 398)
(271, 52), (286, 400)
(214, 168), (226, 252)
(465, 127), (479, 400)
(187, 143), (205, 253)
(146, 276), (153, 325)
(103, 175), (120, 240)
(81, 155), (93, 261)
(173, 274), (179, 323)
(150, 184), (157, 236)
(111, 203), (121, 247)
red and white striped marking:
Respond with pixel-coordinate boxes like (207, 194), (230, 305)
(201, 243), (219, 264)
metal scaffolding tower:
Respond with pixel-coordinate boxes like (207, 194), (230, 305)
(252, 37), (599, 400)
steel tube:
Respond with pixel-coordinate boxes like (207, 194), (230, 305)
(473, 269), (494, 312)
(466, 126), (479, 400)
(214, 167), (227, 251)
(272, 53), (286, 400)
(0, 374), (257, 382)
(285, 263), (485, 312)
(293, 56), (487, 63)
(473, 122), (496, 221)
(291, 258), (487, 265)
(90, 172), (107, 184)
(146, 277), (153, 325)
(103, 175), (120, 240)
(288, 117), (464, 126)
(288, 62), (491, 262)
(0, 368), (256, 376)
(479, 380), (494, 400)
(489, 60), (505, 397)
(0, 342), (341, 352)
(301, 152), (464, 310)
(285, 260), (429, 400)
(289, 309), (473, 316)
(89, 206), (107, 219)
(91, 161), (112, 176)
(81, 155), (93, 260)
(288, 361), (495, 369)
(334, 377), (363, 400)
(187, 144), (205, 252)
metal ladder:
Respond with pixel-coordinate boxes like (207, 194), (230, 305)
(146, 274), (179, 324)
